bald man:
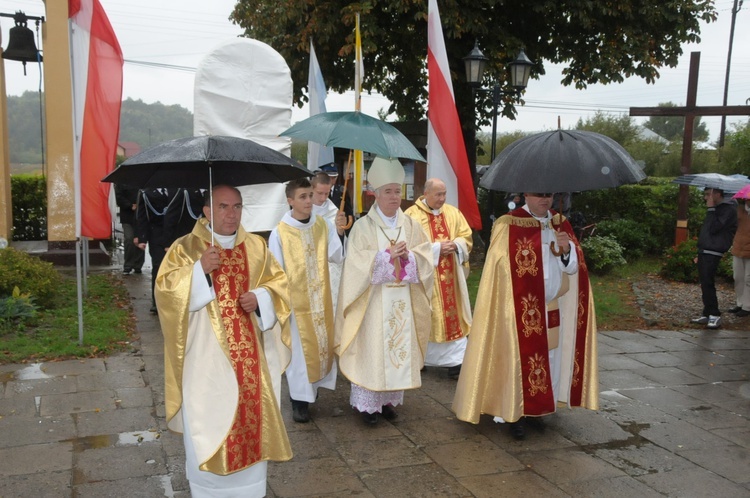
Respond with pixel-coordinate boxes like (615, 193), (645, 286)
(405, 178), (473, 378)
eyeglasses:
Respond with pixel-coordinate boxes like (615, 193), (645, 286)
(528, 193), (554, 198)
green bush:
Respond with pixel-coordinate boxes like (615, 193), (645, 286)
(11, 174), (46, 241)
(581, 235), (626, 275)
(0, 247), (61, 308)
(595, 219), (651, 261)
(0, 286), (38, 325)
(661, 238), (697, 283)
(573, 180), (706, 255)
(660, 237), (734, 283)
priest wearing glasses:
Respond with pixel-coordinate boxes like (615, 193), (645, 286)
(453, 191), (598, 440)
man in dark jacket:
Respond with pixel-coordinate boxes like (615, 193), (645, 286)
(114, 184), (144, 274)
(135, 188), (180, 313)
(692, 188), (738, 329)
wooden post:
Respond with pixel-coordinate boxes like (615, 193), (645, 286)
(0, 45), (12, 241)
(42, 0), (77, 241)
(630, 51), (750, 246)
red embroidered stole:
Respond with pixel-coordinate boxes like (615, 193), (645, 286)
(508, 209), (591, 413)
(211, 242), (262, 472)
(428, 212), (462, 341)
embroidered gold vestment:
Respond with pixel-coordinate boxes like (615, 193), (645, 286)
(276, 217), (335, 383)
(156, 218), (292, 475)
(404, 199), (473, 343)
(452, 209), (598, 424)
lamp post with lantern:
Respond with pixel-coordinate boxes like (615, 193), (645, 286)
(463, 42), (534, 162)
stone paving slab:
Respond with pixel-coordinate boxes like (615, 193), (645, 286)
(0, 273), (748, 497)
(0, 471), (73, 498)
(0, 442), (73, 477)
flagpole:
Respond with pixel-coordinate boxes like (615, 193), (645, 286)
(353, 13), (364, 214)
(69, 17), (85, 345)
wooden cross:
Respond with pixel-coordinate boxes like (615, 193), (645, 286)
(630, 51), (750, 245)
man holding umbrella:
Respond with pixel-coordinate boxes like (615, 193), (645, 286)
(691, 187), (737, 329)
(155, 185), (293, 496)
(452, 192), (598, 439)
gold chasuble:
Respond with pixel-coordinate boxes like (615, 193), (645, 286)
(405, 199), (473, 343)
(334, 206), (434, 391)
(156, 218), (292, 475)
(276, 217), (335, 383)
(452, 209), (598, 424)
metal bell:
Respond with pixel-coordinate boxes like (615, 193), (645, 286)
(2, 12), (42, 75)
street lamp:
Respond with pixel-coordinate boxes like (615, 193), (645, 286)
(463, 42), (534, 161)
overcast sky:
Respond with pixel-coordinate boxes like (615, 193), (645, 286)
(0, 0), (748, 142)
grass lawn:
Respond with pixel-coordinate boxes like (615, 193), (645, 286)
(0, 273), (136, 364)
(466, 257), (658, 330)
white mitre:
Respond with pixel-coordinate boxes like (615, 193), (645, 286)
(368, 156), (405, 190)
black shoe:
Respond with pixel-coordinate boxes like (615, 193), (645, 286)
(134, 268), (142, 274)
(381, 404), (398, 421)
(509, 418), (526, 440)
(362, 411), (379, 425)
(525, 416), (545, 431)
(728, 306), (742, 313)
(150, 305), (157, 314)
(291, 400), (310, 423)
(736, 309), (750, 317)
(123, 268), (132, 275)
(447, 365), (462, 379)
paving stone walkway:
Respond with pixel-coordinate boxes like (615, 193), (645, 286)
(0, 270), (748, 497)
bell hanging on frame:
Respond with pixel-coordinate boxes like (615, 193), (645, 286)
(2, 12), (43, 75)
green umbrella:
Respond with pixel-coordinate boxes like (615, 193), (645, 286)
(280, 111), (425, 162)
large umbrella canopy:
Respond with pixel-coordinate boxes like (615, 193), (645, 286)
(673, 173), (750, 194)
(479, 130), (646, 193)
(102, 135), (310, 188)
(280, 111), (425, 162)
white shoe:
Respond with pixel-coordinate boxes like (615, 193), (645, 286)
(691, 316), (708, 325)
(707, 315), (721, 329)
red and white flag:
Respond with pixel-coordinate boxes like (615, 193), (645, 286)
(69, 0), (124, 238)
(427, 0), (481, 229)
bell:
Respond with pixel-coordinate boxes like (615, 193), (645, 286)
(2, 12), (42, 75)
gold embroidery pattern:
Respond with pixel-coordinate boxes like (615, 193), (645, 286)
(572, 351), (581, 388)
(300, 227), (329, 370)
(515, 237), (538, 277)
(527, 353), (549, 396)
(386, 299), (408, 369)
(214, 245), (262, 471)
(577, 291), (586, 330)
(521, 293), (544, 337)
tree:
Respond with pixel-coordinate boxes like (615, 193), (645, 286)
(643, 102), (710, 142)
(718, 119), (750, 176)
(230, 0), (716, 186)
(575, 112), (640, 146)
(230, 0), (716, 129)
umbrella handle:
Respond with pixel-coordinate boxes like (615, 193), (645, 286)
(549, 195), (563, 256)
(341, 215), (353, 230)
(338, 150), (355, 230)
(340, 150), (353, 211)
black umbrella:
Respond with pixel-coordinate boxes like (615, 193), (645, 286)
(479, 130), (646, 193)
(102, 135), (310, 188)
